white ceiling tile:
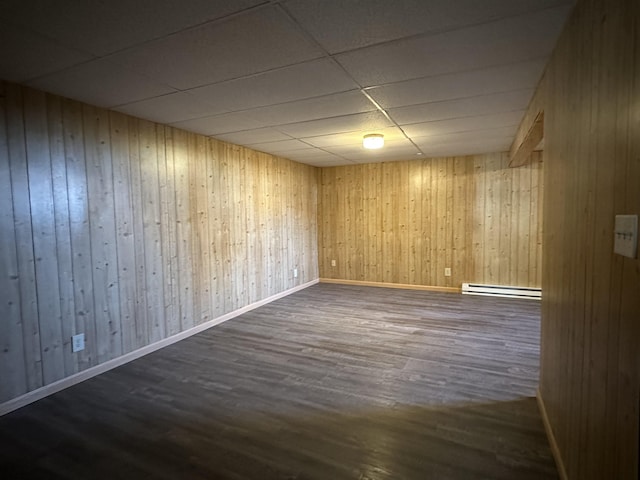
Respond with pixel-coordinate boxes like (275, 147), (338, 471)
(326, 146), (421, 164)
(109, 6), (323, 90)
(0, 0), (266, 56)
(278, 111), (393, 138)
(214, 128), (293, 145)
(0, 0), (576, 166)
(284, 0), (573, 54)
(419, 138), (514, 158)
(187, 59), (358, 112)
(291, 156), (354, 168)
(282, 149), (339, 160)
(336, 6), (571, 86)
(388, 89), (533, 125)
(366, 59), (546, 109)
(345, 148), (423, 163)
(274, 147), (348, 165)
(179, 90), (377, 135)
(413, 127), (517, 150)
(0, 19), (92, 83)
(115, 92), (220, 124)
(245, 91), (377, 126)
(302, 126), (408, 148)
(247, 140), (314, 154)
(172, 112), (265, 136)
(323, 138), (415, 156)
(402, 111), (524, 138)
(27, 59), (175, 108)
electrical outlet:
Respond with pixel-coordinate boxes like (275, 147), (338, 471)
(614, 214), (638, 258)
(331, 259), (336, 267)
(293, 268), (298, 278)
(444, 267), (452, 277)
(72, 333), (85, 353)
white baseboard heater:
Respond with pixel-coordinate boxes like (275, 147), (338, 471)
(462, 283), (541, 300)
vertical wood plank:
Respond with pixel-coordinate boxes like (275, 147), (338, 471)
(408, 160), (421, 285)
(452, 157), (467, 287)
(110, 111), (136, 354)
(193, 134), (210, 321)
(139, 120), (166, 341)
(62, 98), (95, 370)
(430, 158), (440, 286)
(172, 128), (194, 332)
(0, 81), (28, 402)
(245, 150), (260, 301)
(216, 140), (232, 312)
(444, 158), (454, 287)
(128, 117), (148, 348)
(207, 139), (223, 318)
(238, 147), (250, 302)
(259, 153), (271, 293)
(485, 154), (502, 284)
(436, 157), (446, 285)
(157, 125), (179, 336)
(420, 159), (432, 285)
(83, 104), (121, 363)
(498, 153), (512, 285)
(24, 87), (65, 384)
(397, 161), (409, 284)
(517, 162), (532, 287)
(6, 84), (43, 392)
(528, 155), (540, 287)
(46, 93), (77, 376)
(471, 156), (486, 284)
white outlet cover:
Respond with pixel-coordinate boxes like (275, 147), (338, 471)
(614, 214), (638, 258)
(72, 333), (85, 353)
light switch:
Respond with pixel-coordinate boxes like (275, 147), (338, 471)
(614, 214), (638, 258)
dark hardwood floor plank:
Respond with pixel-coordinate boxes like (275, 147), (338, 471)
(0, 284), (557, 479)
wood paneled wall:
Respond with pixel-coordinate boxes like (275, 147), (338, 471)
(538, 0), (640, 478)
(0, 82), (319, 404)
(318, 152), (543, 289)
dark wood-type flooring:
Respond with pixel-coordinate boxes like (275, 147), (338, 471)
(0, 284), (558, 479)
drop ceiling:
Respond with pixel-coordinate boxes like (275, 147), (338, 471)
(0, 0), (574, 167)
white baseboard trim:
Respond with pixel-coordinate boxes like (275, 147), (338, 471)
(0, 279), (319, 417)
(536, 388), (569, 480)
(319, 278), (460, 293)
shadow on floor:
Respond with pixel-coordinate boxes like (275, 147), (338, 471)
(0, 391), (557, 480)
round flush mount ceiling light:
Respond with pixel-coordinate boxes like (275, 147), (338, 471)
(363, 133), (384, 149)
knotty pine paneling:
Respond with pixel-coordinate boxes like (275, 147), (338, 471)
(538, 0), (640, 478)
(0, 81), (319, 404)
(318, 152), (543, 289)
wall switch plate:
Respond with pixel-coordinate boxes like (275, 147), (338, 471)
(444, 267), (452, 277)
(331, 259), (336, 267)
(293, 268), (298, 278)
(614, 214), (638, 258)
(72, 333), (85, 353)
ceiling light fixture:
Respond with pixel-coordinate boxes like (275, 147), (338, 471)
(363, 133), (384, 149)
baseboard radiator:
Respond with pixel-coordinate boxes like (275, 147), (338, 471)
(462, 283), (541, 300)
